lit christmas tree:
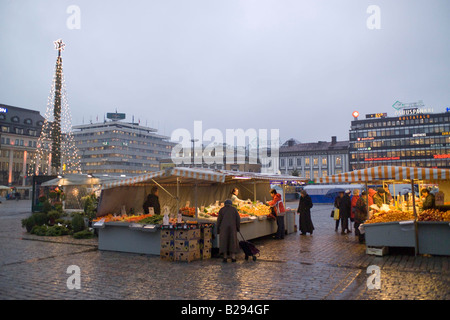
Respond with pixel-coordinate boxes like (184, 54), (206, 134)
(29, 39), (81, 176)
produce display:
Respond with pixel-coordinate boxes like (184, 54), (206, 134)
(185, 201), (273, 220)
(418, 209), (450, 222)
(93, 213), (154, 223)
(365, 209), (414, 224)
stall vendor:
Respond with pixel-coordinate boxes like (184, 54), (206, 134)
(230, 188), (250, 205)
(420, 188), (436, 210)
(143, 186), (161, 215)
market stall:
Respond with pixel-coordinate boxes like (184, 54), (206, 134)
(315, 166), (450, 256)
(94, 167), (306, 258)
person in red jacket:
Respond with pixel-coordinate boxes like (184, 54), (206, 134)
(267, 189), (285, 239)
(350, 189), (360, 235)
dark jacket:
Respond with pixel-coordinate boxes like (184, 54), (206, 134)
(217, 204), (241, 254)
(354, 196), (368, 223)
(422, 194), (435, 210)
(339, 194), (351, 218)
(297, 194), (313, 214)
(143, 194), (161, 215)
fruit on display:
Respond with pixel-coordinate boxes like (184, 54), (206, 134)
(180, 207), (196, 217)
(418, 209), (443, 221)
(442, 210), (450, 222)
(365, 210), (414, 224)
(93, 213), (155, 223)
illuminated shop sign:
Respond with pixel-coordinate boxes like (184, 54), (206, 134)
(413, 133), (426, 137)
(394, 108), (433, 116)
(433, 154), (450, 159)
(0, 107), (8, 113)
(357, 137), (374, 141)
(366, 113), (387, 119)
(442, 132), (450, 136)
(398, 114), (430, 121)
(364, 157), (400, 161)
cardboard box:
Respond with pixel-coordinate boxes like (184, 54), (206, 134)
(366, 246), (389, 256)
(201, 227), (212, 239)
(199, 238), (212, 249)
(174, 240), (199, 252)
(175, 229), (200, 240)
(161, 230), (175, 240)
(160, 240), (175, 251)
(200, 248), (211, 259)
(175, 250), (200, 262)
(160, 250), (175, 261)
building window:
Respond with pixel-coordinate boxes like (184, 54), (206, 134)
(11, 116), (20, 123)
(24, 119), (32, 125)
(288, 158), (293, 167)
(313, 157), (319, 166)
(335, 156), (342, 166)
(1, 126), (9, 133)
(280, 159), (285, 168)
(297, 158), (301, 166)
(305, 158), (310, 166)
(322, 158), (327, 166)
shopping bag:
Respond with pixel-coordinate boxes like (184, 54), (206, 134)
(333, 208), (340, 220)
(358, 223), (365, 235)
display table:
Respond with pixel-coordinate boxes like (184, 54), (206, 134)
(97, 222), (161, 255)
(417, 221), (450, 256)
(364, 220), (417, 253)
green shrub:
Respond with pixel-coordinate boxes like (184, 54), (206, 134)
(45, 225), (69, 236)
(47, 210), (61, 222)
(73, 229), (94, 239)
(22, 212), (48, 232)
(31, 225), (48, 236)
(42, 200), (52, 214)
(71, 214), (85, 233)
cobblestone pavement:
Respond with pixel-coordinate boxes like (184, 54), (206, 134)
(0, 200), (449, 301)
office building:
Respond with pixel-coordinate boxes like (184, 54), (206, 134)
(0, 104), (45, 186)
(72, 115), (175, 175)
(349, 107), (450, 170)
(279, 136), (349, 180)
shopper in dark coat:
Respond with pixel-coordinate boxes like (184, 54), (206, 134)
(334, 194), (342, 231)
(143, 186), (161, 215)
(354, 191), (368, 243)
(339, 190), (352, 234)
(217, 199), (241, 263)
(297, 190), (314, 235)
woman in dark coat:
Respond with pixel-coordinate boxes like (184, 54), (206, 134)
(297, 190), (314, 235)
(217, 199), (241, 263)
(143, 186), (161, 215)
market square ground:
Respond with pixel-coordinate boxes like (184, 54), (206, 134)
(0, 200), (448, 301)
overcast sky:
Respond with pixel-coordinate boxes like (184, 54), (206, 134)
(1, 0), (449, 145)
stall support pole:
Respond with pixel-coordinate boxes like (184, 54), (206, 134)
(411, 179), (419, 256)
(176, 177), (180, 214)
(195, 183), (198, 219)
(365, 182), (369, 219)
(253, 181), (256, 203)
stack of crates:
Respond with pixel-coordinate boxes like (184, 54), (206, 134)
(174, 228), (201, 262)
(160, 229), (176, 261)
(199, 225), (212, 259)
(160, 224), (214, 262)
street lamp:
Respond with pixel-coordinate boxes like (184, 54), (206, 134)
(190, 139), (198, 168)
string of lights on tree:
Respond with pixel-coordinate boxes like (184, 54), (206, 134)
(28, 39), (82, 176)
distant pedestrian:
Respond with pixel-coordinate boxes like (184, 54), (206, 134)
(217, 199), (241, 263)
(339, 190), (352, 234)
(267, 189), (286, 239)
(297, 190), (314, 235)
(354, 191), (368, 243)
(333, 193), (342, 231)
(350, 189), (360, 234)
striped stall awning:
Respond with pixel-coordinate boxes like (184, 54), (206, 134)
(102, 171), (167, 190)
(314, 166), (450, 184)
(101, 167), (226, 190)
